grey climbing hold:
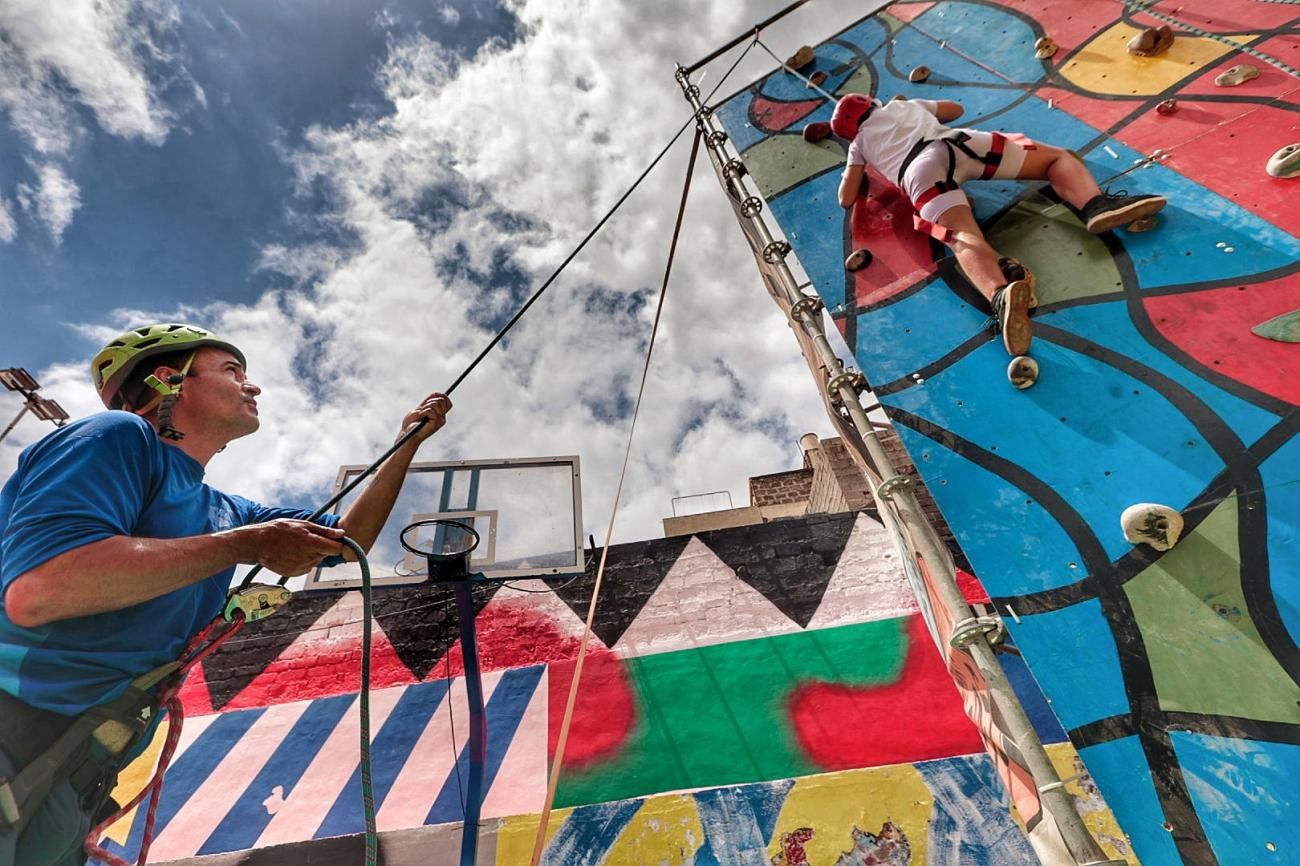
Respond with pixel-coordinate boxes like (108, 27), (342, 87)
(1266, 143), (1300, 178)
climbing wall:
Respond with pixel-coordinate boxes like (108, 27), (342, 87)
(713, 3), (1300, 865)
(91, 513), (1136, 864)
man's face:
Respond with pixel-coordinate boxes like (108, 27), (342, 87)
(164, 347), (261, 441)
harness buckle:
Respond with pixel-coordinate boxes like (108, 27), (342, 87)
(224, 585), (292, 623)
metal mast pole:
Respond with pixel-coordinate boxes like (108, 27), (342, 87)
(0, 402), (30, 444)
(673, 64), (1121, 866)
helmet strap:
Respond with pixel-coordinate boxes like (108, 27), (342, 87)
(136, 352), (197, 440)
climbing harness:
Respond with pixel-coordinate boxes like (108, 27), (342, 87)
(895, 131), (1036, 243)
(80, 613), (246, 866)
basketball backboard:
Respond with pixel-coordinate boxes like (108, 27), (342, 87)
(303, 455), (584, 590)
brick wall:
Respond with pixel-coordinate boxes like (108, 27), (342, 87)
(748, 468), (813, 507)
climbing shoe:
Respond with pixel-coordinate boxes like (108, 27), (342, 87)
(991, 280), (1033, 356)
(998, 256), (1037, 309)
(1080, 191), (1166, 234)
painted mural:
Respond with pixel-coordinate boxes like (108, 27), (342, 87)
(712, 3), (1300, 865)
(92, 513), (1128, 863)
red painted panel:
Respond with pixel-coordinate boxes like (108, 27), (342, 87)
(752, 96), (822, 134)
(1115, 103), (1300, 236)
(222, 625), (418, 710)
(1035, 85), (1142, 134)
(886, 3), (934, 25)
(982, 0), (1114, 52)
(850, 168), (937, 309)
(788, 615), (984, 769)
(1146, 274), (1300, 406)
(1178, 35), (1300, 105)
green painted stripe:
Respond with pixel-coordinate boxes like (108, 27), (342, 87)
(556, 617), (908, 806)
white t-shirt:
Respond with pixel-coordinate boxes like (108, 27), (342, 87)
(845, 98), (946, 182)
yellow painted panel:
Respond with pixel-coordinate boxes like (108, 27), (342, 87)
(598, 793), (703, 866)
(1060, 24), (1247, 96)
(1045, 742), (1144, 865)
(495, 806), (575, 866)
(768, 765), (933, 865)
(103, 718), (169, 843)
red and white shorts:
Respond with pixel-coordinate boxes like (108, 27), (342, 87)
(899, 130), (1033, 226)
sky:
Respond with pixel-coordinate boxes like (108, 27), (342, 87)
(0, 0), (879, 548)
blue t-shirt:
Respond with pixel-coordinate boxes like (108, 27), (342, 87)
(0, 411), (339, 716)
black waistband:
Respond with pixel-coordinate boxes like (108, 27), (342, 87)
(0, 690), (77, 770)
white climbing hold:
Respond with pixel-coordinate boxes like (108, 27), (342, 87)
(1121, 503), (1184, 551)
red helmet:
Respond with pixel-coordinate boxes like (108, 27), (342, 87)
(830, 94), (875, 140)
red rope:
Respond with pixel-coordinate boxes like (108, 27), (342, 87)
(82, 611), (245, 866)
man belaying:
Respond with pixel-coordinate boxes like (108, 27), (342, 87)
(832, 93), (1167, 356)
(0, 323), (451, 865)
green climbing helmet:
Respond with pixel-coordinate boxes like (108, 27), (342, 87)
(92, 323), (247, 410)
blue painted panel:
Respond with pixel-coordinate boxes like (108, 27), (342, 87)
(1042, 302), (1283, 442)
(889, 420), (1087, 597)
(886, 25), (1008, 89)
(913, 2), (1045, 85)
(1000, 648), (1069, 744)
(1078, 737), (1185, 866)
(693, 779), (794, 866)
(767, 170), (856, 312)
(1259, 435), (1300, 649)
(540, 800), (644, 866)
(1004, 600), (1129, 731)
(915, 753), (1039, 864)
(852, 277), (986, 381)
(979, 92), (1105, 152)
(884, 337), (1226, 564)
(1075, 151), (1300, 289)
(1171, 732), (1300, 863)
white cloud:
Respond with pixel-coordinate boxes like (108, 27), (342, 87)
(437, 4), (461, 26)
(10, 0), (883, 549)
(0, 196), (15, 241)
(17, 164), (81, 240)
(0, 0), (187, 238)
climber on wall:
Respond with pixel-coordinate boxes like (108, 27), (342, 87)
(833, 94), (1166, 356)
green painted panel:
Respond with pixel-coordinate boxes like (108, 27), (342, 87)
(985, 194), (1123, 307)
(1251, 309), (1300, 343)
(743, 135), (845, 201)
(1124, 495), (1300, 723)
(555, 618), (907, 807)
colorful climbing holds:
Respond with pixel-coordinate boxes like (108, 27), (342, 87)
(1034, 36), (1057, 60)
(803, 121), (832, 144)
(1214, 64), (1259, 87)
(786, 45), (814, 71)
(844, 248), (873, 271)
(1120, 503), (1184, 551)
(1128, 24), (1174, 57)
(909, 66), (930, 83)
(1156, 98), (1178, 115)
(1266, 143), (1300, 178)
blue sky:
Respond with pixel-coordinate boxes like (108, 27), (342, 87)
(0, 0), (849, 541)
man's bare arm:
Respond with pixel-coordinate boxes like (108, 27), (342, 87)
(935, 100), (964, 123)
(839, 163), (866, 209)
(4, 520), (345, 628)
(336, 392), (452, 558)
